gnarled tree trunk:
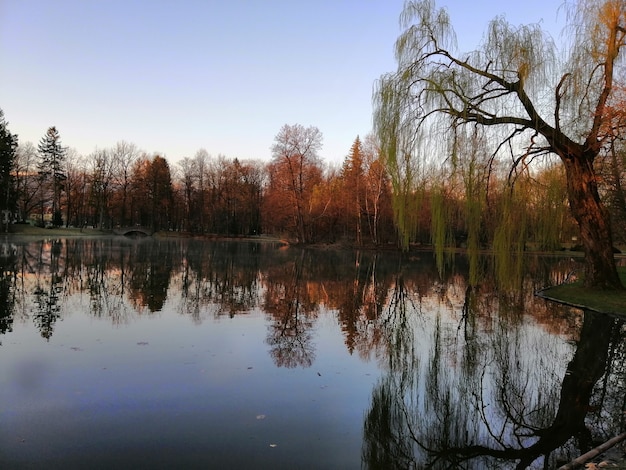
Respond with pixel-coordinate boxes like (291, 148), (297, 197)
(563, 154), (622, 289)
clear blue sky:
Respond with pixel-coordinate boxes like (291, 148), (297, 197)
(0, 0), (564, 166)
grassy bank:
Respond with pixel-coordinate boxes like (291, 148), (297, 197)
(4, 224), (288, 243)
(6, 224), (111, 237)
(537, 268), (626, 316)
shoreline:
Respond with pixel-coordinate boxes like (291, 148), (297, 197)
(4, 225), (625, 257)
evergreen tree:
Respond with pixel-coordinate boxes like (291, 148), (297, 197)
(0, 109), (18, 230)
(37, 127), (67, 226)
(341, 136), (365, 244)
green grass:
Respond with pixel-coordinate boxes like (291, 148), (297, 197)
(8, 224), (110, 237)
(538, 268), (626, 315)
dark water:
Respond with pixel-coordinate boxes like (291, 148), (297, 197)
(0, 237), (623, 469)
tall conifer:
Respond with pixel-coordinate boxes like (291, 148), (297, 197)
(37, 127), (67, 226)
(0, 109), (18, 229)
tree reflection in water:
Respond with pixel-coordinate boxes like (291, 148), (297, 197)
(362, 279), (625, 469)
(0, 241), (16, 341)
(263, 250), (317, 368)
(1, 238), (624, 468)
(31, 240), (64, 340)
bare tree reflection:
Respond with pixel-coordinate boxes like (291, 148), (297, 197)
(176, 241), (262, 321)
(0, 242), (17, 342)
(263, 250), (317, 368)
(363, 286), (624, 470)
(85, 242), (130, 324)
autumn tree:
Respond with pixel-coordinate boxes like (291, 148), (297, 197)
(14, 142), (41, 222)
(0, 109), (18, 230)
(63, 149), (86, 228)
(266, 124), (324, 243)
(307, 167), (343, 242)
(341, 136), (366, 244)
(228, 158), (263, 236)
(37, 127), (67, 226)
(375, 0), (626, 288)
(361, 134), (394, 245)
(64, 152), (89, 227)
(130, 155), (173, 231)
(177, 157), (196, 232)
(87, 148), (118, 229)
(110, 141), (139, 227)
(193, 149), (209, 233)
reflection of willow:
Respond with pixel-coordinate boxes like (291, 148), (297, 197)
(363, 287), (623, 469)
(264, 250), (317, 368)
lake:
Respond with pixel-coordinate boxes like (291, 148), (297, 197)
(0, 237), (623, 469)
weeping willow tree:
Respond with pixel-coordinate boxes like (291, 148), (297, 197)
(378, 84), (427, 250)
(374, 0), (626, 289)
(531, 163), (571, 251)
(430, 126), (490, 284)
(493, 184), (528, 290)
(456, 128), (491, 285)
(430, 183), (454, 276)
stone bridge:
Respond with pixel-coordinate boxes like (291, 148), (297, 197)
(113, 226), (155, 236)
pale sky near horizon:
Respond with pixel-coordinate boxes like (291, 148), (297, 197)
(0, 0), (565, 167)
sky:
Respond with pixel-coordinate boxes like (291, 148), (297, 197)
(0, 0), (565, 167)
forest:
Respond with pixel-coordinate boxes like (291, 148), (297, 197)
(0, 113), (624, 252)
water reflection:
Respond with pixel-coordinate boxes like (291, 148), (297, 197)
(0, 237), (624, 469)
(0, 244), (16, 340)
(362, 296), (624, 469)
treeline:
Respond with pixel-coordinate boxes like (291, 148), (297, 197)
(2, 114), (626, 249)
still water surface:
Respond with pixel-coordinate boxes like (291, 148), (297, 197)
(0, 238), (624, 469)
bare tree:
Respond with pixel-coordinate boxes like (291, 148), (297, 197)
(14, 142), (42, 223)
(64, 148), (86, 227)
(269, 124), (323, 243)
(193, 148), (209, 233)
(87, 148), (117, 229)
(111, 141), (139, 226)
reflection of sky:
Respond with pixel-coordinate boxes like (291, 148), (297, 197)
(0, 239), (588, 468)
(1, 298), (382, 468)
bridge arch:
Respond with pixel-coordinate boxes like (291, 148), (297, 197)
(113, 226), (154, 236)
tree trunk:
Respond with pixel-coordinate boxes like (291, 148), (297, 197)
(563, 155), (622, 289)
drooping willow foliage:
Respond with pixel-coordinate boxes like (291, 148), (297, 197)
(377, 85), (429, 250)
(430, 185), (453, 276)
(531, 164), (571, 251)
(374, 0), (626, 289)
(493, 184), (528, 290)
